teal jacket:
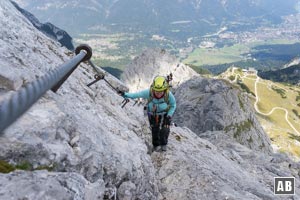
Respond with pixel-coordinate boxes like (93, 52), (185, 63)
(124, 89), (176, 117)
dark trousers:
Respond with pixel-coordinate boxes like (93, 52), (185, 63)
(149, 114), (170, 147)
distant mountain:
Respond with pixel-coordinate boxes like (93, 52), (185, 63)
(258, 64), (300, 85)
(11, 1), (74, 50)
(283, 57), (300, 68)
(14, 0), (299, 38)
(121, 48), (198, 92)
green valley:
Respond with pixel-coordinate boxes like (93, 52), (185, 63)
(183, 39), (300, 74)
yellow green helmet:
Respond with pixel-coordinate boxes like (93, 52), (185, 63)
(151, 76), (168, 91)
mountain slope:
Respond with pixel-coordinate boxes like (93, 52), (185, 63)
(258, 64), (300, 85)
(173, 76), (272, 153)
(0, 1), (158, 199)
(121, 49), (300, 199)
(221, 67), (300, 159)
(11, 1), (74, 50)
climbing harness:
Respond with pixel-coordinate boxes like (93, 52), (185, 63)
(0, 44), (92, 133)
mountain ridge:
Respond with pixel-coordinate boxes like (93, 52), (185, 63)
(11, 1), (74, 50)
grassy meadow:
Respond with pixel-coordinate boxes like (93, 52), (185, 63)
(183, 44), (249, 66)
(221, 68), (300, 159)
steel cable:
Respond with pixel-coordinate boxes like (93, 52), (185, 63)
(0, 45), (92, 133)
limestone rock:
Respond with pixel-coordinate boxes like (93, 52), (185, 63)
(173, 77), (272, 153)
(152, 126), (300, 200)
(0, 1), (158, 199)
(121, 48), (198, 92)
(0, 170), (104, 200)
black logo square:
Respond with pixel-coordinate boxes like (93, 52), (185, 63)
(274, 177), (295, 195)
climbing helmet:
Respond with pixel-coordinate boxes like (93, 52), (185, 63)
(151, 76), (168, 92)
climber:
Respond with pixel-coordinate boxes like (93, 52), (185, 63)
(120, 76), (176, 152)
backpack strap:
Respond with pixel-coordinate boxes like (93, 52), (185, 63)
(164, 89), (170, 104)
(147, 89), (170, 114)
(164, 89), (170, 112)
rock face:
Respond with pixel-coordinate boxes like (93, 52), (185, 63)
(121, 48), (198, 92)
(0, 170), (104, 200)
(11, 1), (74, 50)
(1, 1), (300, 200)
(0, 1), (157, 199)
(152, 127), (300, 200)
(0, 0), (65, 91)
(173, 77), (272, 153)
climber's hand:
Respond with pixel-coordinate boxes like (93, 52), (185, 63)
(118, 90), (125, 96)
(165, 115), (172, 126)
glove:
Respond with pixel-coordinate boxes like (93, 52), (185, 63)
(118, 90), (126, 97)
(165, 115), (172, 126)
